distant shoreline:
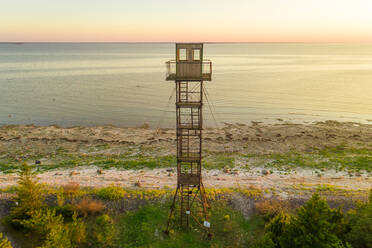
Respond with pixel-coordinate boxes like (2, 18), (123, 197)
(2, 41), (372, 44)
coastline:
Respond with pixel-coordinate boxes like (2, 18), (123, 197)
(0, 120), (371, 195)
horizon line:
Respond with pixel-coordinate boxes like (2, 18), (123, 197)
(1, 41), (372, 44)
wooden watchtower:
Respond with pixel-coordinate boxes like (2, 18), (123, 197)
(165, 43), (212, 235)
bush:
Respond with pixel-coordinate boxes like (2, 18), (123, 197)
(63, 182), (82, 198)
(265, 212), (291, 247)
(257, 194), (350, 248)
(10, 163), (45, 227)
(346, 190), (372, 248)
(96, 185), (125, 200)
(0, 233), (13, 248)
(74, 197), (105, 217)
(279, 194), (349, 248)
(20, 208), (70, 247)
(21, 209), (86, 248)
(53, 204), (75, 220)
(87, 214), (116, 248)
(68, 213), (87, 246)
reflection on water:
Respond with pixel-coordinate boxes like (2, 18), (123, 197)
(1, 43), (372, 127)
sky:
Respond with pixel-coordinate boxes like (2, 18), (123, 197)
(1, 0), (372, 42)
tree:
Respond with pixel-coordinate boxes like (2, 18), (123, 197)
(10, 163), (45, 227)
(279, 193), (349, 248)
(346, 190), (372, 248)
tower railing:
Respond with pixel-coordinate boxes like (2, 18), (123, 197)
(166, 60), (212, 81)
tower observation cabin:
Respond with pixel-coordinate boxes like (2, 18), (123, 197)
(166, 43), (212, 81)
(165, 43), (212, 236)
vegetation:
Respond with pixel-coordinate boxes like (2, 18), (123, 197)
(255, 192), (372, 248)
(96, 185), (126, 200)
(0, 233), (13, 248)
(1, 144), (372, 174)
(10, 163), (46, 228)
(346, 193), (372, 248)
(0, 163), (371, 247)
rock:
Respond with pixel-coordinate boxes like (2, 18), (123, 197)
(213, 174), (218, 176)
(355, 173), (362, 177)
(97, 169), (103, 175)
(261, 169), (270, 176)
(70, 171), (80, 176)
(166, 168), (175, 173)
(140, 123), (150, 129)
(35, 160), (41, 165)
(225, 133), (233, 140)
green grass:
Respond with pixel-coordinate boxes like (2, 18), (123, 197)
(116, 201), (264, 248)
(1, 145), (372, 174)
(0, 162), (19, 173)
(249, 146), (372, 174)
(204, 153), (236, 169)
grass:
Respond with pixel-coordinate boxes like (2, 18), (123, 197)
(248, 145), (372, 175)
(0, 144), (372, 174)
(116, 201), (265, 248)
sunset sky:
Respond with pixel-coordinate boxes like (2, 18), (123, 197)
(1, 0), (372, 42)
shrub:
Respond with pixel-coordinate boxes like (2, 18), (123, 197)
(279, 194), (349, 248)
(53, 204), (75, 220)
(87, 214), (116, 248)
(10, 163), (45, 227)
(68, 213), (87, 246)
(253, 234), (276, 248)
(21, 208), (86, 248)
(74, 197), (105, 217)
(0, 233), (13, 248)
(346, 190), (372, 248)
(257, 194), (351, 248)
(21, 208), (70, 247)
(63, 182), (82, 198)
(265, 212), (291, 247)
(96, 185), (125, 200)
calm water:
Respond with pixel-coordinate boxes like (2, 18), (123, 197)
(1, 43), (372, 127)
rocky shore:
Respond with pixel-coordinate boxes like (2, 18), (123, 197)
(0, 121), (371, 196)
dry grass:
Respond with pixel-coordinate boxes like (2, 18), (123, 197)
(255, 199), (289, 217)
(63, 182), (81, 197)
(74, 197), (105, 217)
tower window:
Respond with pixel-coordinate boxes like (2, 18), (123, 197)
(193, 49), (200, 61)
(179, 48), (187, 61)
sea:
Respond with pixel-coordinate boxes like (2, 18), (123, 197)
(1, 42), (372, 128)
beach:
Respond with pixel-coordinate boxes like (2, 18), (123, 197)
(1, 121), (371, 196)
